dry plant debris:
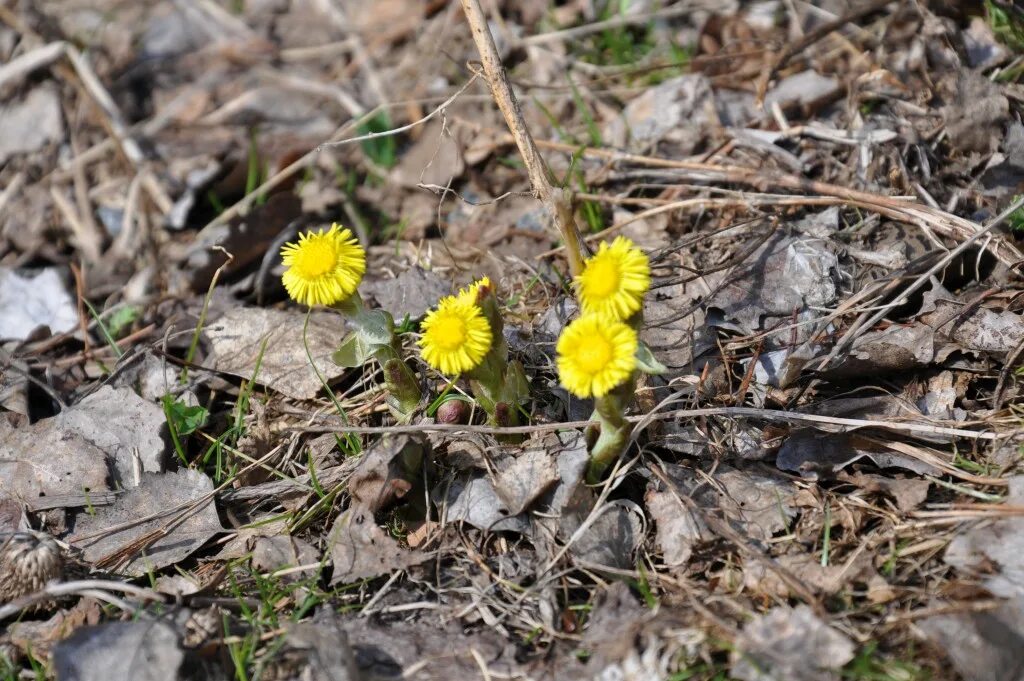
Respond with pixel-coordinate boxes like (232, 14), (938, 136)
(3, 1), (1024, 680)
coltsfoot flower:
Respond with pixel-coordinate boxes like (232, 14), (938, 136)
(456, 276), (492, 306)
(557, 314), (638, 398)
(419, 296), (493, 376)
(575, 236), (650, 321)
(281, 224), (366, 307)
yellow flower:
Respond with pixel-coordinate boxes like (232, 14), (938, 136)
(575, 236), (650, 320)
(281, 224), (365, 307)
(557, 314), (637, 398)
(419, 296), (493, 375)
(456, 276), (492, 306)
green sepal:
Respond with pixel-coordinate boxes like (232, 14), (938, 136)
(635, 341), (667, 375)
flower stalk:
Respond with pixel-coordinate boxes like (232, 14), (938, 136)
(279, 224), (422, 420)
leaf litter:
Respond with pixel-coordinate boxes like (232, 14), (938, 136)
(2, 1), (1024, 680)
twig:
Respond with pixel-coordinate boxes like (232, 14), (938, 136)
(291, 406), (999, 440)
(459, 0), (586, 275)
(0, 579), (164, 621)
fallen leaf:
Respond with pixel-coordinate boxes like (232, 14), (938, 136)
(51, 619), (224, 681)
(361, 268), (449, 321)
(0, 267), (78, 341)
(730, 605), (855, 681)
(944, 476), (1024, 598)
(205, 307), (346, 400)
(604, 74), (717, 153)
(56, 386), (169, 487)
(69, 469), (223, 576)
(493, 446), (559, 516)
(0, 86), (64, 165)
(917, 596), (1024, 681)
(439, 474), (530, 533)
(347, 435), (427, 513)
(327, 508), (428, 584)
(0, 423), (109, 501)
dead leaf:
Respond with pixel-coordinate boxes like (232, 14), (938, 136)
(361, 268), (449, 321)
(205, 307), (346, 400)
(493, 446), (559, 516)
(0, 86), (64, 165)
(327, 508), (428, 584)
(347, 435), (427, 513)
(604, 74), (717, 153)
(917, 596), (1024, 681)
(0, 424), (109, 501)
(69, 469), (223, 576)
(439, 474), (530, 533)
(645, 489), (706, 566)
(52, 618), (224, 681)
(56, 386), (169, 487)
(945, 476), (1024, 598)
(730, 605), (855, 681)
(0, 267), (78, 341)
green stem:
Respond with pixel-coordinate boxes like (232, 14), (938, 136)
(585, 378), (636, 483)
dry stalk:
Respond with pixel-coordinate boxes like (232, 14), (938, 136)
(458, 0), (586, 276)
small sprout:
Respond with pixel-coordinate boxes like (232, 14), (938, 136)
(418, 295), (493, 376)
(280, 224), (366, 307)
(574, 236), (650, 321)
(556, 314), (638, 398)
(1008, 194), (1024, 232)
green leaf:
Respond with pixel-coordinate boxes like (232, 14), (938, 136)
(105, 305), (142, 338)
(332, 332), (370, 368)
(635, 341), (667, 375)
(165, 398), (209, 436)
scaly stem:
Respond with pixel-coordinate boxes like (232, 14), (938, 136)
(585, 378), (636, 483)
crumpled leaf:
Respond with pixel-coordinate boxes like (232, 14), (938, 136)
(58, 386), (169, 486)
(0, 267), (78, 341)
(706, 234), (839, 335)
(0, 424), (109, 501)
(52, 618), (224, 681)
(0, 86), (64, 165)
(206, 307), (346, 400)
(917, 596), (1024, 681)
(280, 614), (360, 681)
(327, 507), (429, 584)
(645, 489), (704, 566)
(823, 323), (936, 378)
(730, 605), (855, 681)
(944, 476), (1024, 598)
(921, 280), (1024, 358)
(361, 267), (449, 321)
(347, 435), (426, 513)
(440, 474), (530, 533)
(604, 74), (716, 153)
(776, 430), (937, 479)
(69, 469), (223, 576)
(492, 445), (559, 516)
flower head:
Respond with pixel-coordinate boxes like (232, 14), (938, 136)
(456, 276), (492, 306)
(575, 236), (650, 321)
(281, 224), (365, 307)
(419, 296), (493, 376)
(557, 314), (637, 398)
